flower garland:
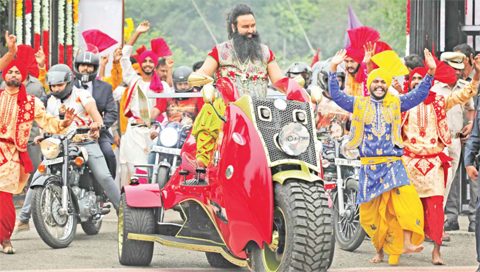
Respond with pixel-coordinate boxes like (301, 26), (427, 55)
(73, 0), (79, 56)
(33, 0), (41, 49)
(25, 0), (32, 46)
(66, 0), (73, 68)
(42, 0), (49, 68)
(15, 0), (23, 44)
(58, 0), (66, 64)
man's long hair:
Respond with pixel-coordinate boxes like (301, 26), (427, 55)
(226, 4), (255, 39)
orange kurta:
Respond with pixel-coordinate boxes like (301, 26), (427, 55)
(345, 72), (363, 97)
(0, 88), (67, 194)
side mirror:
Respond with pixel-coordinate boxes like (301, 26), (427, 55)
(293, 75), (305, 88)
(202, 84), (216, 104)
(188, 72), (214, 87)
(310, 85), (323, 104)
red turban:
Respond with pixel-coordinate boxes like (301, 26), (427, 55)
(407, 67), (428, 93)
(138, 50), (163, 93)
(2, 59), (28, 103)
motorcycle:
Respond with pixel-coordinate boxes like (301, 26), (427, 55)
(318, 129), (366, 251)
(30, 126), (111, 248)
(118, 77), (334, 271)
(135, 121), (191, 189)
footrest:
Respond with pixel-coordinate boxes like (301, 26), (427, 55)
(180, 179), (208, 186)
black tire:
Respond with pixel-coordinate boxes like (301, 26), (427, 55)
(333, 179), (366, 251)
(156, 166), (170, 189)
(205, 252), (240, 268)
(118, 193), (155, 266)
(31, 185), (77, 249)
(249, 181), (332, 272)
(81, 219), (103, 235)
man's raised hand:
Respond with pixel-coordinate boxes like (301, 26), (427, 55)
(330, 49), (347, 72)
(100, 54), (110, 67)
(5, 31), (17, 54)
(35, 46), (46, 68)
(424, 48), (436, 75)
(136, 21), (150, 34)
(363, 42), (376, 64)
(113, 47), (123, 63)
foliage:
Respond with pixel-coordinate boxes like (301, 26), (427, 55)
(0, 0), (9, 55)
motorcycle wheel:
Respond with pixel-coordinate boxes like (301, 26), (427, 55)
(81, 219), (103, 235)
(31, 184), (77, 249)
(333, 179), (366, 251)
(249, 181), (332, 272)
(118, 193), (155, 266)
(205, 252), (240, 268)
(156, 166), (170, 189)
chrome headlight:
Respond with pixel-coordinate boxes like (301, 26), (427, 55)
(160, 127), (179, 148)
(278, 122), (310, 156)
(40, 138), (61, 159)
(80, 147), (88, 162)
(340, 138), (359, 160)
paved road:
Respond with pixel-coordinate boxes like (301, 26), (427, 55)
(2, 209), (478, 271)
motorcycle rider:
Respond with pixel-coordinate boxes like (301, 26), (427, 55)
(316, 62), (350, 139)
(286, 62), (313, 89)
(72, 46), (118, 179)
(18, 65), (121, 223)
(149, 66), (204, 164)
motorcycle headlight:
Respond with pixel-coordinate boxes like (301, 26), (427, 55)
(340, 138), (359, 160)
(160, 127), (178, 148)
(40, 138), (61, 159)
(278, 122), (310, 156)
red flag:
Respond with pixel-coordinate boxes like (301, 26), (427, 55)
(311, 48), (321, 67)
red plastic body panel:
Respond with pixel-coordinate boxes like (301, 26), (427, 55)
(216, 77), (240, 104)
(273, 77), (309, 102)
(123, 183), (162, 208)
(161, 104), (273, 259)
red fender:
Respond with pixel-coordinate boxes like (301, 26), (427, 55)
(122, 184), (162, 208)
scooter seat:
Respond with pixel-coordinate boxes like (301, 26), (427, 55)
(180, 178), (208, 186)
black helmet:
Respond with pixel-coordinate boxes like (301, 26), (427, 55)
(73, 44), (100, 83)
(46, 64), (74, 100)
(173, 66), (193, 93)
(286, 62), (312, 88)
(317, 61), (345, 92)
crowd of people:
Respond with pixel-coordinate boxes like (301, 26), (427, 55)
(0, 3), (478, 271)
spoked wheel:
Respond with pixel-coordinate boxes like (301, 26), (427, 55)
(31, 183), (77, 248)
(333, 179), (366, 251)
(118, 194), (155, 266)
(248, 180), (332, 272)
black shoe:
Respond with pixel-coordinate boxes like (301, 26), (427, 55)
(469, 221), (476, 233)
(444, 220), (460, 231)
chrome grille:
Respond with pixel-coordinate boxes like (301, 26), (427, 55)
(251, 97), (318, 168)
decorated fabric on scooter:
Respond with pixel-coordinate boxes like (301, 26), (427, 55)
(192, 99), (226, 166)
(154, 96), (204, 125)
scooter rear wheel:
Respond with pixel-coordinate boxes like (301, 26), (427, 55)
(249, 180), (332, 272)
(118, 194), (155, 266)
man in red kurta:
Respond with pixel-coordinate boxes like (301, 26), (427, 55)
(0, 50), (75, 254)
(401, 57), (480, 265)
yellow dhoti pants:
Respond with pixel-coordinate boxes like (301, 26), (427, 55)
(360, 184), (425, 264)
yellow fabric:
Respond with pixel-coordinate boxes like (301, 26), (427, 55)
(119, 87), (130, 134)
(192, 99), (225, 166)
(361, 156), (401, 165)
(101, 61), (123, 91)
(38, 67), (48, 92)
(124, 18), (135, 43)
(345, 72), (363, 97)
(0, 90), (67, 194)
(371, 50), (409, 77)
(360, 184), (425, 263)
(347, 96), (403, 149)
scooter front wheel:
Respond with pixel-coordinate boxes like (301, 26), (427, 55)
(249, 180), (332, 272)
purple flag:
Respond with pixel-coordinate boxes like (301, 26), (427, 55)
(345, 4), (363, 47)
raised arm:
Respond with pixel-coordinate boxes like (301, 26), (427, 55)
(126, 21), (149, 47)
(0, 31), (17, 72)
(329, 49), (354, 112)
(120, 45), (139, 87)
(400, 49), (436, 112)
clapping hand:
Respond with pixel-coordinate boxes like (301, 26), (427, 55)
(424, 48), (437, 75)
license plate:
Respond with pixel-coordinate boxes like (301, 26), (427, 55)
(43, 157), (64, 165)
(334, 158), (361, 167)
(151, 146), (181, 156)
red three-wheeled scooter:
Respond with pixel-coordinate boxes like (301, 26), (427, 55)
(118, 75), (333, 271)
